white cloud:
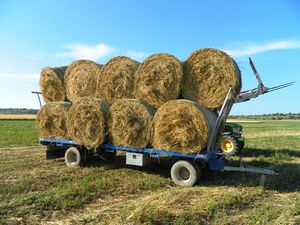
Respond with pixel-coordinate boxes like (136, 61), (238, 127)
(55, 42), (149, 61)
(125, 50), (148, 60)
(56, 43), (115, 61)
(0, 73), (39, 79)
(224, 40), (300, 57)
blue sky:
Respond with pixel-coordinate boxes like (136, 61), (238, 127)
(0, 0), (299, 114)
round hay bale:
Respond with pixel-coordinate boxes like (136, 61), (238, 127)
(133, 53), (183, 109)
(108, 99), (155, 148)
(152, 99), (217, 154)
(183, 48), (241, 110)
(37, 102), (71, 139)
(96, 56), (139, 104)
(39, 66), (68, 102)
(64, 60), (102, 102)
(67, 97), (109, 148)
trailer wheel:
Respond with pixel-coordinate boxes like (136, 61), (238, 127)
(65, 147), (81, 168)
(171, 160), (201, 187)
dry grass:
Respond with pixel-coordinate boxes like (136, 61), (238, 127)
(39, 66), (67, 102)
(183, 48), (241, 110)
(152, 99), (217, 154)
(67, 97), (109, 148)
(64, 60), (102, 102)
(96, 56), (139, 104)
(133, 53), (183, 109)
(108, 99), (155, 148)
(36, 102), (71, 139)
(0, 114), (36, 120)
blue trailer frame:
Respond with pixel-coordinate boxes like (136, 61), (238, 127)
(39, 137), (276, 178)
(39, 137), (226, 171)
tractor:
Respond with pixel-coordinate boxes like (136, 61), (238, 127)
(218, 58), (293, 156)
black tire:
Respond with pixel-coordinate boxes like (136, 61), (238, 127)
(220, 134), (238, 156)
(171, 160), (201, 187)
(65, 147), (82, 168)
(239, 141), (245, 152)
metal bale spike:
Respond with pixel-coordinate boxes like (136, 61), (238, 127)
(268, 82), (295, 92)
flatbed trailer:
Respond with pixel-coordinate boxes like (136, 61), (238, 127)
(36, 58), (293, 186)
(39, 136), (276, 187)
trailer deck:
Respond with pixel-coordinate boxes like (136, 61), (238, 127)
(39, 137), (276, 186)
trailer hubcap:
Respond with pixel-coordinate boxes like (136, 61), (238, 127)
(179, 167), (190, 180)
(67, 151), (78, 164)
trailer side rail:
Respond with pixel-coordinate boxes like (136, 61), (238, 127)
(39, 138), (276, 176)
(39, 138), (210, 160)
(40, 137), (79, 146)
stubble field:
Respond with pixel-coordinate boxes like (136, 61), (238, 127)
(0, 118), (299, 224)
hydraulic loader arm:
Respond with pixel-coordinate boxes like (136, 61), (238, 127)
(234, 58), (294, 103)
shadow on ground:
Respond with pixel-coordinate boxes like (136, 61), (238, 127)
(241, 147), (300, 158)
(80, 149), (300, 193)
(201, 162), (300, 193)
(85, 154), (172, 179)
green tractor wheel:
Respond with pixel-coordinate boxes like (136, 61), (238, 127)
(220, 134), (239, 156)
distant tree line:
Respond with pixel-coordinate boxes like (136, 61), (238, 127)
(229, 113), (300, 120)
(0, 108), (299, 120)
(0, 108), (39, 115)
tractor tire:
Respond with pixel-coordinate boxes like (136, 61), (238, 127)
(220, 134), (238, 156)
(171, 160), (201, 187)
(239, 141), (245, 152)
